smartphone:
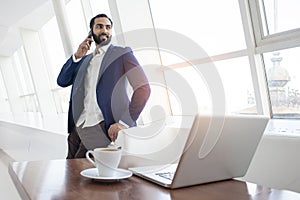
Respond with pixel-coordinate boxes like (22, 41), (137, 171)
(88, 30), (92, 45)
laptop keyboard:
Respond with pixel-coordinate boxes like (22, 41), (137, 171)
(155, 172), (174, 180)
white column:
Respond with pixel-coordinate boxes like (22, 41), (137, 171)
(108, 0), (125, 45)
(51, 0), (74, 57)
(80, 0), (93, 30)
(20, 28), (57, 115)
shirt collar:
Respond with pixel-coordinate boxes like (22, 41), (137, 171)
(94, 44), (110, 55)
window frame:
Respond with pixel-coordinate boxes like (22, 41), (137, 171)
(248, 0), (300, 120)
(249, 0), (300, 54)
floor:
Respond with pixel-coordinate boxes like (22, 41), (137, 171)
(0, 149), (21, 200)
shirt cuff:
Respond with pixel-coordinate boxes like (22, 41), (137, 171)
(72, 54), (82, 63)
(118, 120), (130, 128)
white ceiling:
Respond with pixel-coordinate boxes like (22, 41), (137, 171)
(0, 0), (54, 57)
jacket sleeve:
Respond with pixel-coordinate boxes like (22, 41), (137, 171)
(120, 48), (151, 125)
(57, 56), (80, 87)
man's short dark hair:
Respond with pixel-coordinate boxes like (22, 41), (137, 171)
(89, 14), (113, 29)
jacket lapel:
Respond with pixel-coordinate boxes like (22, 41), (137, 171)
(98, 45), (114, 82)
(73, 54), (93, 96)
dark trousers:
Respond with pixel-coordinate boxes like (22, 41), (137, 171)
(66, 121), (109, 159)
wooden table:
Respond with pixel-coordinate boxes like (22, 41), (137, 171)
(8, 158), (300, 200)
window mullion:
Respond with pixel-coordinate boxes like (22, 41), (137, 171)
(248, 0), (265, 47)
(240, 0), (271, 116)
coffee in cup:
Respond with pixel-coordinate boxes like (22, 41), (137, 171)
(86, 147), (122, 177)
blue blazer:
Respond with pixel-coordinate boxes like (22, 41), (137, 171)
(57, 45), (151, 133)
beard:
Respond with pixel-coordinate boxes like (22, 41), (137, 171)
(93, 32), (112, 46)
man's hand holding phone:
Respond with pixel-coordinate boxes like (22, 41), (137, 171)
(74, 31), (93, 60)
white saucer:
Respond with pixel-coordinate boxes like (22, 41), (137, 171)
(80, 168), (132, 181)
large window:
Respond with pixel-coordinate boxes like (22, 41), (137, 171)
(149, 0), (256, 115)
(245, 0), (300, 136)
(150, 0), (246, 57)
(13, 47), (35, 95)
(150, 0), (246, 58)
(40, 17), (66, 89)
(0, 70), (10, 113)
(13, 47), (39, 112)
(40, 16), (69, 114)
(251, 0), (300, 120)
(0, 71), (8, 99)
(263, 47), (300, 118)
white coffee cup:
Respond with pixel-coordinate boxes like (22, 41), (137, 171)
(86, 147), (122, 177)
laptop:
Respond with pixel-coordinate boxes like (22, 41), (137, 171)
(128, 114), (269, 189)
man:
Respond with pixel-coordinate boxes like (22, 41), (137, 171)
(57, 14), (151, 159)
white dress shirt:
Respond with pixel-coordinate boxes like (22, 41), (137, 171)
(75, 45), (109, 128)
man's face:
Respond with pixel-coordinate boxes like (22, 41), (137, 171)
(92, 17), (112, 46)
